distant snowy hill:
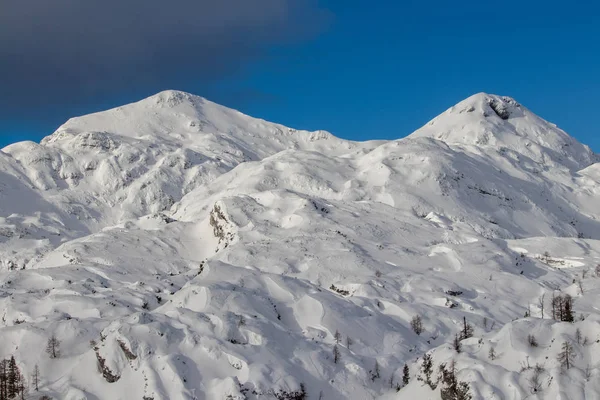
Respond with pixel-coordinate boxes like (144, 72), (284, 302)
(0, 91), (599, 399)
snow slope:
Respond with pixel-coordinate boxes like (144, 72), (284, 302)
(0, 91), (599, 399)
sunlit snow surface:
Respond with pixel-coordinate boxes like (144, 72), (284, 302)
(1, 91), (599, 399)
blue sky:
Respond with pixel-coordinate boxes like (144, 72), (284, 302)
(1, 1), (599, 150)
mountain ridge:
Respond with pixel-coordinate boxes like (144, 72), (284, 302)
(0, 91), (599, 399)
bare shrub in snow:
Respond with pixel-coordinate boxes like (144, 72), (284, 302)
(538, 293), (545, 318)
(585, 364), (592, 381)
(370, 360), (380, 381)
(528, 367), (543, 394)
(329, 284), (350, 296)
(527, 334), (538, 347)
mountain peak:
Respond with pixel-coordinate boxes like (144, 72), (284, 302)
(43, 89), (248, 145)
(40, 90), (364, 162)
(409, 93), (597, 170)
(142, 90), (206, 108)
(454, 92), (522, 120)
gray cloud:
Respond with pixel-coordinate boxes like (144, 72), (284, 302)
(0, 0), (327, 117)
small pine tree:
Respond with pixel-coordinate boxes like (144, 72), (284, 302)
(402, 363), (410, 386)
(346, 336), (353, 350)
(46, 335), (60, 359)
(557, 341), (575, 370)
(32, 364), (40, 391)
(0, 358), (8, 400)
(8, 355), (17, 398)
(575, 328), (582, 345)
(17, 369), (26, 400)
(439, 361), (472, 400)
(453, 333), (462, 353)
(333, 345), (340, 364)
(410, 315), (424, 336)
(563, 295), (574, 322)
(459, 317), (474, 340)
(488, 347), (496, 360)
(334, 330), (342, 344)
(418, 353), (436, 389)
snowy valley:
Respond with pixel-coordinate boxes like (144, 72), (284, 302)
(1, 90), (600, 399)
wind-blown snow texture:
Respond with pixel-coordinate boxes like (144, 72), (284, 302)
(1, 91), (600, 399)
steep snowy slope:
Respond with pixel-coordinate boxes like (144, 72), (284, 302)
(0, 91), (380, 268)
(0, 91), (599, 400)
(410, 93), (598, 171)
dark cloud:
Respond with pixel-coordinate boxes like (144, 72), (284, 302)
(0, 0), (328, 118)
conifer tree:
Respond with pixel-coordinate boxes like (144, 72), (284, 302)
(333, 345), (340, 364)
(557, 341), (575, 369)
(418, 353), (436, 389)
(0, 356), (25, 400)
(439, 361), (472, 400)
(453, 333), (462, 353)
(32, 364), (40, 392)
(410, 315), (424, 335)
(402, 363), (410, 386)
(334, 330), (342, 344)
(8, 356), (18, 398)
(459, 317), (473, 340)
(0, 359), (7, 400)
(46, 335), (60, 359)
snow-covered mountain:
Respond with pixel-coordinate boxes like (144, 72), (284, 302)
(1, 91), (599, 399)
